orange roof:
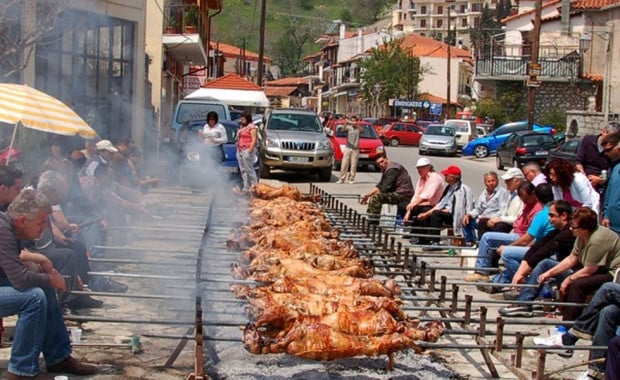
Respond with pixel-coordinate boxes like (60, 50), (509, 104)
(583, 73), (604, 81)
(210, 41), (271, 63)
(398, 34), (471, 59)
(203, 73), (262, 91)
(418, 92), (448, 104)
(572, 0), (620, 9)
(265, 77), (309, 86)
(264, 86), (298, 97)
(502, 0), (561, 23)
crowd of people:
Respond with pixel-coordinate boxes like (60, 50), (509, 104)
(0, 134), (164, 379)
(358, 122), (620, 380)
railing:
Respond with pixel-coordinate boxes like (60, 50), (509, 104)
(475, 56), (582, 80)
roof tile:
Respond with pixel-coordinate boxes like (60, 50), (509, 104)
(203, 73), (262, 91)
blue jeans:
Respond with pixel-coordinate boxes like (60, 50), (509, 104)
(462, 219), (478, 243)
(492, 246), (529, 284)
(516, 258), (570, 301)
(570, 282), (620, 373)
(0, 286), (71, 376)
(474, 231), (520, 274)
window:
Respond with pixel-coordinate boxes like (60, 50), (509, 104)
(421, 5), (427, 14)
(461, 18), (467, 27)
(420, 19), (427, 27)
(437, 5), (444, 14)
(437, 19), (443, 28)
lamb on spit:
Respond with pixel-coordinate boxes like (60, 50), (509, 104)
(230, 184), (445, 366)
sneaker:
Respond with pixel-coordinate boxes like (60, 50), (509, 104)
(502, 290), (520, 300)
(476, 283), (501, 294)
(336, 180), (344, 184)
(348, 180), (355, 184)
(533, 333), (574, 358)
(93, 278), (128, 293)
(498, 304), (533, 317)
(464, 273), (490, 282)
(65, 295), (104, 310)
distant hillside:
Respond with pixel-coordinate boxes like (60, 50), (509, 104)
(210, 0), (394, 63)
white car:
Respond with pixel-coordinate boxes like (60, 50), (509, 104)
(419, 124), (458, 156)
(444, 119), (478, 149)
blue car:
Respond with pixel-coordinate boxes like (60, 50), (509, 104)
(462, 121), (555, 158)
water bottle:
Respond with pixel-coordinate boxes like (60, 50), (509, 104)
(395, 215), (404, 234)
(541, 280), (555, 313)
(601, 170), (608, 182)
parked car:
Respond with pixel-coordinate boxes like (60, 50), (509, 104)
(177, 120), (258, 187)
(496, 131), (559, 170)
(476, 124), (493, 137)
(328, 119), (385, 171)
(462, 121), (555, 158)
(258, 109), (333, 181)
(378, 122), (425, 146)
(548, 137), (581, 162)
(443, 119), (478, 149)
(419, 124), (458, 156)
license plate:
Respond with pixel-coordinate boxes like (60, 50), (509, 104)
(535, 150), (548, 156)
(359, 154), (369, 158)
(219, 166), (238, 173)
(288, 156), (309, 163)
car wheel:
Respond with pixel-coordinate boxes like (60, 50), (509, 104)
(496, 155), (504, 170)
(389, 138), (400, 147)
(318, 167), (332, 182)
(259, 160), (270, 178)
(474, 145), (489, 158)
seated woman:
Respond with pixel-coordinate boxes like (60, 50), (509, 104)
(546, 158), (600, 214)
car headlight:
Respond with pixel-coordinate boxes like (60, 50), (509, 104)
(376, 145), (385, 153)
(266, 137), (280, 148)
(317, 140), (331, 150)
(187, 152), (200, 161)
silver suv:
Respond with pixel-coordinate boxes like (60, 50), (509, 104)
(258, 109), (334, 181)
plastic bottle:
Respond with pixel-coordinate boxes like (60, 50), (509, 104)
(541, 280), (555, 313)
(395, 215), (404, 234)
(601, 170), (608, 182)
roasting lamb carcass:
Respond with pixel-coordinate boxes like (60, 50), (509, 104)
(232, 257), (374, 281)
(250, 183), (321, 202)
(269, 276), (401, 298)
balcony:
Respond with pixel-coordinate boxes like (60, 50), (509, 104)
(475, 43), (582, 82)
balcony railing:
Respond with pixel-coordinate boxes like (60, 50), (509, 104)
(475, 56), (581, 80)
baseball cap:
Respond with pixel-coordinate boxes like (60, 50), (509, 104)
(441, 165), (461, 176)
(416, 157), (431, 167)
(95, 140), (118, 153)
(500, 167), (525, 180)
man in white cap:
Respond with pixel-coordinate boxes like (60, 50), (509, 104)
(79, 139), (118, 177)
(404, 157), (445, 244)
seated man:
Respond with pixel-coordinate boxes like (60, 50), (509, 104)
(465, 181), (544, 282)
(403, 158), (445, 244)
(501, 207), (620, 320)
(415, 165), (474, 249)
(533, 281), (620, 380)
(491, 183), (555, 285)
(478, 168), (525, 238)
(0, 189), (97, 379)
(462, 171), (509, 245)
(360, 152), (414, 222)
(486, 200), (575, 295)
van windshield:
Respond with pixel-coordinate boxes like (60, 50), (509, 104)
(176, 102), (228, 124)
(445, 120), (470, 132)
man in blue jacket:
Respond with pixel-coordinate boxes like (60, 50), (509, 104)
(601, 132), (620, 235)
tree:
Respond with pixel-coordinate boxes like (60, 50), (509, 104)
(353, 0), (394, 24)
(268, 14), (325, 76)
(468, 1), (513, 58)
(0, 0), (67, 79)
(358, 39), (425, 114)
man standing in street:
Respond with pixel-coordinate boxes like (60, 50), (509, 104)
(337, 115), (361, 184)
(601, 132), (620, 235)
(575, 121), (619, 194)
(0, 189), (98, 379)
(360, 152), (414, 222)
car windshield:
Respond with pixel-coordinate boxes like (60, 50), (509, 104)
(176, 103), (228, 123)
(336, 124), (377, 139)
(425, 126), (454, 136)
(445, 120), (469, 132)
(267, 114), (322, 132)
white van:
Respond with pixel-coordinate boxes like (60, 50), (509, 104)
(444, 119), (478, 150)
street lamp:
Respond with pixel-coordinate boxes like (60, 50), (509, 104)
(579, 32), (592, 54)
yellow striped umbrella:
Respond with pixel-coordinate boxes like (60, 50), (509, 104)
(0, 83), (97, 138)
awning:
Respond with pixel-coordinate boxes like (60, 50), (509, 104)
(186, 87), (270, 108)
(163, 34), (208, 67)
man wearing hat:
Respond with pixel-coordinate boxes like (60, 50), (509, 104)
(404, 158), (445, 244)
(416, 165), (474, 249)
(79, 139), (118, 177)
(478, 167), (526, 237)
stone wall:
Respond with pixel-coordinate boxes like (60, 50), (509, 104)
(565, 110), (620, 137)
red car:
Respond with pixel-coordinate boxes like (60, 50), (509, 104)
(327, 120), (385, 171)
(378, 122), (425, 146)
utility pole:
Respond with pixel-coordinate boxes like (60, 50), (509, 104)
(257, 0), (266, 87)
(446, 3), (453, 119)
(526, 0), (543, 129)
